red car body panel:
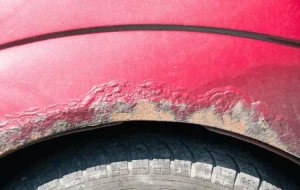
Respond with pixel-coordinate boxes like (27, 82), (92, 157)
(1, 0), (300, 44)
(0, 1), (299, 163)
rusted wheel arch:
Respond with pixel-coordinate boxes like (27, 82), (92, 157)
(1, 119), (299, 168)
(0, 81), (299, 166)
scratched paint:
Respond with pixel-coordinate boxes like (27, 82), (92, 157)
(0, 80), (298, 160)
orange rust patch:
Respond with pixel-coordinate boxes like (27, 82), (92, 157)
(31, 132), (41, 140)
(222, 114), (247, 134)
(188, 109), (246, 134)
(188, 109), (223, 127)
(188, 106), (287, 151)
(111, 101), (175, 121)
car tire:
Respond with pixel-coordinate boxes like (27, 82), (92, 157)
(3, 124), (299, 190)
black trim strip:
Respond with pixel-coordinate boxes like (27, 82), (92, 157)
(0, 24), (299, 50)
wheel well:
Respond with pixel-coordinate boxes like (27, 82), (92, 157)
(2, 121), (300, 189)
(0, 121), (299, 187)
(1, 120), (299, 166)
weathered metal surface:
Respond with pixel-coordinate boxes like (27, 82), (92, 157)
(0, 80), (298, 159)
(0, 1), (299, 163)
(0, 30), (299, 161)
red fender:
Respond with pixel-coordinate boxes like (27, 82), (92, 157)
(0, 1), (299, 163)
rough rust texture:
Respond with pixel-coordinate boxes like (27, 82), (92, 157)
(111, 101), (175, 121)
(0, 80), (298, 159)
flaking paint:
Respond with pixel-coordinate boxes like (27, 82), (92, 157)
(0, 80), (295, 160)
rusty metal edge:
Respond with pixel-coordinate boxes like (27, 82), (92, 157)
(204, 125), (300, 165)
(0, 120), (299, 167)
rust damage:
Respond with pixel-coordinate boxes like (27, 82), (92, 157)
(0, 80), (298, 160)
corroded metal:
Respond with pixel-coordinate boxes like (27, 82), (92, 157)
(0, 80), (298, 161)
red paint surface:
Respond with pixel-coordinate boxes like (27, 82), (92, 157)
(0, 0), (299, 45)
(0, 1), (299, 158)
(0, 32), (299, 119)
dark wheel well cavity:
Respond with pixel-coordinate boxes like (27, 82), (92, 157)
(0, 121), (299, 189)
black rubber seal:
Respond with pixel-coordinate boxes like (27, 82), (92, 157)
(0, 24), (299, 50)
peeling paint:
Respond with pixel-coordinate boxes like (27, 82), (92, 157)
(0, 80), (298, 160)
(111, 101), (175, 121)
(188, 103), (286, 151)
